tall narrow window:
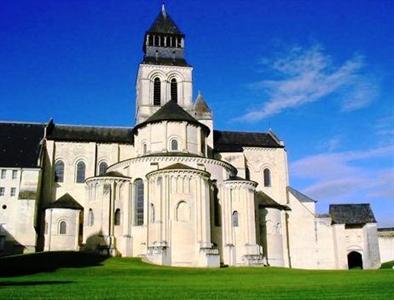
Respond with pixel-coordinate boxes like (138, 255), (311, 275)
(88, 209), (94, 226)
(59, 221), (67, 234)
(98, 162), (108, 176)
(263, 168), (271, 187)
(171, 139), (178, 151)
(134, 179), (144, 226)
(1, 170), (6, 179)
(12, 170), (17, 179)
(54, 161), (64, 182)
(76, 161), (86, 183)
(150, 203), (155, 223)
(143, 143), (147, 155)
(171, 78), (178, 103)
(153, 78), (161, 106)
(114, 209), (121, 226)
(232, 211), (239, 227)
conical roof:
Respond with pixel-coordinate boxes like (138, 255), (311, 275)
(147, 5), (183, 35)
(194, 92), (211, 114)
(133, 101), (210, 135)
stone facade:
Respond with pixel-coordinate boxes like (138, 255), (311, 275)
(0, 6), (389, 269)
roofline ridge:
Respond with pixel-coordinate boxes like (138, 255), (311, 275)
(0, 120), (46, 125)
(55, 123), (133, 129)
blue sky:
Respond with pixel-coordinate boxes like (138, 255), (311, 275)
(1, 0), (393, 226)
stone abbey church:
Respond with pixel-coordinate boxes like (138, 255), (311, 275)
(0, 6), (388, 269)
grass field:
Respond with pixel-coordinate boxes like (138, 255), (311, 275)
(1, 252), (393, 300)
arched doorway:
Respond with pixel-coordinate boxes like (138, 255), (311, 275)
(347, 251), (363, 269)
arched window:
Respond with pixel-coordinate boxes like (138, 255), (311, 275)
(134, 179), (144, 226)
(232, 211), (239, 227)
(76, 161), (86, 183)
(176, 201), (190, 222)
(170, 139), (178, 151)
(88, 209), (94, 226)
(54, 160), (64, 182)
(114, 209), (121, 226)
(153, 78), (161, 106)
(171, 78), (178, 103)
(263, 168), (271, 187)
(150, 203), (155, 223)
(98, 162), (108, 176)
(59, 221), (67, 234)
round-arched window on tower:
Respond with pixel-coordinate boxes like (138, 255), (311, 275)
(171, 78), (178, 103)
(153, 78), (161, 106)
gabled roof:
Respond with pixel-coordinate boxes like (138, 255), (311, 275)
(147, 5), (183, 35)
(47, 193), (83, 210)
(46, 123), (133, 144)
(0, 122), (45, 168)
(329, 204), (376, 225)
(288, 187), (316, 203)
(133, 100), (210, 135)
(213, 130), (283, 152)
(256, 191), (290, 210)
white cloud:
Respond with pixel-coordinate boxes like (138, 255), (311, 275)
(291, 145), (394, 225)
(237, 45), (378, 121)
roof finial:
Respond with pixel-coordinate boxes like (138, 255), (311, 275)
(161, 3), (167, 17)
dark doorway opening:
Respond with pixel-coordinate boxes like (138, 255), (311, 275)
(347, 251), (363, 269)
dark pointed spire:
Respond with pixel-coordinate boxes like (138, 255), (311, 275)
(142, 5), (189, 66)
(194, 91), (212, 118)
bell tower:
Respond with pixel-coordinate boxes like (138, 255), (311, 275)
(135, 5), (193, 124)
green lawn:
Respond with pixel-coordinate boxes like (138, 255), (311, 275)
(1, 252), (393, 300)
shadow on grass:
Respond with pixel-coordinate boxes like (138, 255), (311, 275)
(0, 280), (73, 287)
(0, 251), (109, 277)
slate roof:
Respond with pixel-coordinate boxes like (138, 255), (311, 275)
(288, 187), (316, 203)
(46, 124), (133, 144)
(377, 227), (394, 232)
(133, 100), (210, 134)
(213, 130), (283, 152)
(47, 193), (83, 210)
(141, 57), (190, 67)
(194, 92), (211, 115)
(147, 6), (183, 35)
(0, 122), (45, 168)
(256, 191), (290, 210)
(329, 204), (377, 225)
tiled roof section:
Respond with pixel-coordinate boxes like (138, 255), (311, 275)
(329, 204), (377, 225)
(147, 7), (183, 35)
(47, 193), (83, 210)
(133, 100), (210, 134)
(256, 191), (290, 210)
(47, 124), (133, 144)
(0, 122), (45, 168)
(213, 130), (283, 152)
(141, 57), (190, 67)
(288, 187), (317, 203)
